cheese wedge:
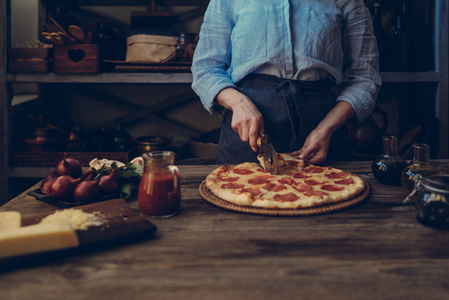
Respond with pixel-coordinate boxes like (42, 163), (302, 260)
(0, 211), (21, 231)
(0, 220), (79, 259)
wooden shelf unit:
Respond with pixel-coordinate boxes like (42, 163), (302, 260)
(1, 0), (448, 204)
(6, 72), (440, 84)
(7, 72), (193, 84)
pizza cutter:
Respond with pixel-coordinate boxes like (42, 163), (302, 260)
(257, 134), (278, 175)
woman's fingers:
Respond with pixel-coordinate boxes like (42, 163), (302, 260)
(292, 137), (328, 164)
(231, 105), (263, 152)
(307, 151), (326, 164)
(248, 122), (262, 152)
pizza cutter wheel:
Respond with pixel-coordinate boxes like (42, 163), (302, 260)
(257, 134), (278, 175)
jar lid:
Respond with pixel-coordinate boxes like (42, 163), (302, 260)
(178, 33), (198, 42)
(136, 136), (172, 146)
(422, 174), (449, 193)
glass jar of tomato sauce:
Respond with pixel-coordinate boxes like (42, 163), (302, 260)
(138, 151), (181, 218)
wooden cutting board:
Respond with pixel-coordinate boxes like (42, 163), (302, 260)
(21, 199), (157, 245)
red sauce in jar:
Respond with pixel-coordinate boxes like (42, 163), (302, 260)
(138, 171), (181, 217)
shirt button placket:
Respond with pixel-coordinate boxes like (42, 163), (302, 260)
(284, 0), (294, 79)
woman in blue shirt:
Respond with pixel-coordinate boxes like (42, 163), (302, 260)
(191, 0), (381, 164)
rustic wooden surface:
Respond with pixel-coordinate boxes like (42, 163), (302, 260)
(1, 161), (449, 300)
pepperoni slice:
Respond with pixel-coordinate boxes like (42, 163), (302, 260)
(293, 172), (311, 179)
(273, 185), (287, 192)
(293, 183), (312, 192)
(303, 190), (329, 197)
(263, 183), (277, 191)
(240, 188), (261, 195)
(325, 171), (349, 179)
(265, 182), (287, 192)
(305, 179), (324, 185)
(221, 183), (245, 189)
(218, 176), (240, 182)
(274, 193), (299, 202)
(280, 177), (296, 186)
(233, 168), (254, 175)
(335, 178), (354, 185)
(321, 184), (345, 191)
(303, 166), (324, 174)
(256, 168), (269, 174)
(248, 176), (272, 185)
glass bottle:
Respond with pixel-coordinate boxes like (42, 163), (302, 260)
(138, 151), (181, 218)
(401, 144), (436, 192)
(93, 22), (119, 61)
(371, 2), (388, 71)
(391, 1), (411, 71)
(372, 136), (408, 185)
(176, 33), (198, 62)
(112, 118), (133, 151)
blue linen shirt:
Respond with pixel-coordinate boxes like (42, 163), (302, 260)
(191, 0), (381, 123)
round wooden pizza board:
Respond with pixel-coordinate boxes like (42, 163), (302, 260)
(199, 180), (370, 216)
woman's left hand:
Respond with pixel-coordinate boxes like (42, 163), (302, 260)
(290, 101), (356, 164)
(291, 128), (332, 164)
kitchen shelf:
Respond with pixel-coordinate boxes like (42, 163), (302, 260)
(379, 72), (441, 83)
(7, 72), (193, 84)
(76, 0), (209, 6)
(6, 72), (440, 84)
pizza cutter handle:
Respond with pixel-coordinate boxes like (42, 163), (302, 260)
(257, 134), (268, 149)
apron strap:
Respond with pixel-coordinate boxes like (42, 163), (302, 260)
(277, 80), (303, 150)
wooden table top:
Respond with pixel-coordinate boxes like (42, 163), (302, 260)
(1, 161), (449, 300)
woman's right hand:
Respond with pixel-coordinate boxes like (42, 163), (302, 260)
(216, 88), (264, 152)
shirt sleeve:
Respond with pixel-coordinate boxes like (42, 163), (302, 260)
(337, 0), (382, 123)
(191, 0), (236, 115)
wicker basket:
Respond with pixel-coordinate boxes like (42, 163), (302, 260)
(12, 149), (138, 167)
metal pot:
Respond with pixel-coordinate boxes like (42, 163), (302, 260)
(135, 136), (172, 155)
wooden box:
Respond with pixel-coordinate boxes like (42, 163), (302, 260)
(9, 48), (50, 73)
(53, 44), (99, 73)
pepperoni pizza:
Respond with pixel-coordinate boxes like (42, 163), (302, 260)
(205, 153), (365, 209)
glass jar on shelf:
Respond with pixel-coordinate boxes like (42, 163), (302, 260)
(176, 33), (198, 62)
(401, 144), (437, 192)
(372, 136), (408, 185)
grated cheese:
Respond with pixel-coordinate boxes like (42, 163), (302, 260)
(40, 209), (106, 231)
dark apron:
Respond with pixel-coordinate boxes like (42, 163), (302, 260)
(216, 74), (350, 164)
